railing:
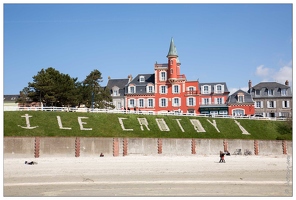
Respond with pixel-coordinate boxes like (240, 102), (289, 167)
(3, 106), (288, 121)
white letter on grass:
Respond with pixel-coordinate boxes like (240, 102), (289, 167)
(190, 119), (206, 132)
(78, 117), (92, 130)
(138, 118), (150, 131)
(207, 119), (220, 133)
(118, 117), (133, 131)
(174, 119), (185, 132)
(57, 116), (72, 130)
(18, 114), (38, 129)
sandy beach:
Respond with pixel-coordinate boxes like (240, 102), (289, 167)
(3, 154), (293, 197)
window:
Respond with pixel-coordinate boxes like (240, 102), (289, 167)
(282, 100), (290, 108)
(202, 85), (211, 94)
(216, 98), (223, 104)
(113, 90), (118, 96)
(255, 101), (262, 108)
(160, 98), (167, 107)
(139, 76), (145, 82)
(160, 72), (166, 81)
(129, 99), (135, 107)
(219, 110), (228, 115)
(147, 85), (154, 93)
(187, 97), (195, 106)
(129, 86), (135, 94)
(267, 101), (276, 108)
(170, 68), (173, 74)
(173, 85), (179, 93)
(148, 99), (154, 107)
(268, 89), (274, 96)
(255, 90), (260, 95)
(281, 89), (287, 96)
(173, 98), (180, 107)
(238, 96), (244, 103)
(160, 85), (167, 94)
(139, 99), (144, 107)
(203, 98), (210, 105)
(215, 85), (223, 93)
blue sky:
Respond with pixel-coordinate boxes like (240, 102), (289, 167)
(3, 3), (293, 95)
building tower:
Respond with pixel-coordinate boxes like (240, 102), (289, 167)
(167, 38), (179, 84)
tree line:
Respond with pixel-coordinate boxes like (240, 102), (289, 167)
(17, 67), (114, 109)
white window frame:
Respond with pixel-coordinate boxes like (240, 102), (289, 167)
(128, 86), (135, 94)
(129, 99), (135, 107)
(255, 101), (263, 108)
(216, 97), (223, 104)
(267, 101), (276, 108)
(281, 89), (287, 96)
(160, 71), (166, 81)
(138, 99), (145, 108)
(160, 85), (167, 94)
(202, 98), (210, 105)
(187, 97), (195, 106)
(202, 85), (211, 94)
(159, 98), (168, 107)
(139, 76), (145, 83)
(282, 100), (290, 108)
(215, 84), (224, 93)
(147, 99), (154, 108)
(172, 85), (180, 94)
(147, 85), (154, 93)
(268, 89), (274, 96)
(172, 98), (181, 107)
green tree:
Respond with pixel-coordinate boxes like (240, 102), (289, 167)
(80, 69), (114, 109)
(16, 87), (31, 106)
(27, 67), (79, 107)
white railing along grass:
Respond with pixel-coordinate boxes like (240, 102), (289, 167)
(3, 106), (287, 121)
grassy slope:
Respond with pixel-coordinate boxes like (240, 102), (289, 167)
(3, 111), (292, 140)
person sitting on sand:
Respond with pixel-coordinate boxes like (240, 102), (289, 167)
(219, 151), (225, 163)
(100, 153), (104, 157)
(25, 161), (37, 165)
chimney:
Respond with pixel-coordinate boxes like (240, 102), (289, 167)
(108, 76), (111, 80)
(285, 80), (289, 86)
(248, 80), (252, 89)
(128, 74), (133, 82)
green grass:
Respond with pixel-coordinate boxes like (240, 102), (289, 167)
(3, 111), (292, 140)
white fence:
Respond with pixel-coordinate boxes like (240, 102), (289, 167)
(3, 106), (288, 121)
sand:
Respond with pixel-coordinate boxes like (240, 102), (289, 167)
(3, 154), (293, 197)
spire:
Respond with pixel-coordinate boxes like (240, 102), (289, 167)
(167, 37), (178, 57)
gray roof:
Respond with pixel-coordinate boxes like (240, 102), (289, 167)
(199, 82), (230, 93)
(128, 74), (155, 86)
(126, 74), (155, 94)
(252, 82), (290, 90)
(248, 81), (292, 97)
(227, 89), (254, 104)
(167, 38), (178, 57)
(4, 95), (20, 103)
(107, 78), (129, 97)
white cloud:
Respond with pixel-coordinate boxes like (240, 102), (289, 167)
(255, 65), (272, 78)
(255, 61), (292, 85)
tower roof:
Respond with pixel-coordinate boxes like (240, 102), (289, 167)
(167, 37), (178, 57)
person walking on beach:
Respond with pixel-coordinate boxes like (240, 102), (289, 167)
(219, 151), (225, 163)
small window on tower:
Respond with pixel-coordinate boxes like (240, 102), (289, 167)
(170, 69), (173, 74)
(170, 60), (173, 65)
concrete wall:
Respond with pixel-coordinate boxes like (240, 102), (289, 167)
(3, 137), (291, 158)
(195, 139), (224, 155)
(127, 138), (158, 156)
(79, 137), (114, 157)
(161, 138), (192, 156)
(3, 137), (35, 158)
(258, 140), (283, 155)
(39, 137), (76, 157)
(227, 139), (254, 155)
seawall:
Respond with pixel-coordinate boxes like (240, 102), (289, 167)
(4, 137), (292, 158)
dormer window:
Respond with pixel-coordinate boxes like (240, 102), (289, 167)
(160, 71), (166, 81)
(237, 93), (244, 103)
(215, 85), (224, 93)
(128, 85), (135, 94)
(139, 76), (145, 83)
(202, 85), (211, 94)
(268, 89), (274, 96)
(281, 88), (287, 96)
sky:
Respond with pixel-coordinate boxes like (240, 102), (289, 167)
(2, 2), (293, 95)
